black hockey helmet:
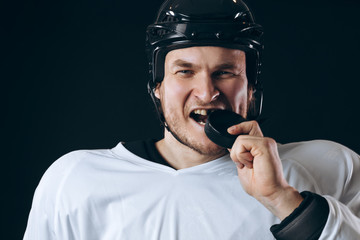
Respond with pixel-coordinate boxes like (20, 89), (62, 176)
(146, 0), (264, 125)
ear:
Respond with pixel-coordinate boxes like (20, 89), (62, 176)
(247, 86), (254, 103)
(246, 84), (263, 120)
(154, 83), (161, 99)
(246, 85), (256, 118)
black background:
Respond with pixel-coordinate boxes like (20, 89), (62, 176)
(3, 0), (360, 238)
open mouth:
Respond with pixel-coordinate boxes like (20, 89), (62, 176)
(190, 109), (216, 126)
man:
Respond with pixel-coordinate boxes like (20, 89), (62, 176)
(24, 0), (360, 239)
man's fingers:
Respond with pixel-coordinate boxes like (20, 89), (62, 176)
(229, 136), (278, 170)
(227, 120), (263, 137)
(235, 162), (245, 169)
(229, 147), (254, 169)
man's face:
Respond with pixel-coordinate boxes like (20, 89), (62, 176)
(155, 46), (250, 156)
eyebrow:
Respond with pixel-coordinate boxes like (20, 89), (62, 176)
(215, 62), (238, 70)
(171, 59), (196, 68)
(171, 60), (239, 70)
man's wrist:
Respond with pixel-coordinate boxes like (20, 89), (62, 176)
(270, 191), (330, 240)
(260, 186), (304, 220)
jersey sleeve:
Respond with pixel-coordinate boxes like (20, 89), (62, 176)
(275, 141), (360, 239)
(23, 152), (82, 240)
(319, 147), (360, 239)
(270, 191), (329, 240)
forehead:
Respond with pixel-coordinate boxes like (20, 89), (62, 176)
(165, 46), (245, 66)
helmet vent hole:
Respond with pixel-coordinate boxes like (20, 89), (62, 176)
(155, 29), (171, 37)
(161, 15), (180, 23)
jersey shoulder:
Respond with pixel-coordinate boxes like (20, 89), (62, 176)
(32, 148), (115, 204)
(278, 140), (359, 197)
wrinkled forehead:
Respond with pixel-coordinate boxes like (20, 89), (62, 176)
(165, 46), (246, 69)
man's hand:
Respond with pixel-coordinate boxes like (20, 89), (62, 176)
(227, 121), (304, 220)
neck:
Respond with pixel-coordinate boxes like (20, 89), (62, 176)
(155, 130), (227, 170)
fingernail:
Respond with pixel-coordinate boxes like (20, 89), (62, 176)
(228, 126), (235, 133)
(235, 162), (243, 169)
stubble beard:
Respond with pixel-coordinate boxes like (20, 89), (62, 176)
(163, 106), (228, 157)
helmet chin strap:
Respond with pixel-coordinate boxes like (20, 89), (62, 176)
(163, 121), (189, 147)
(148, 82), (189, 147)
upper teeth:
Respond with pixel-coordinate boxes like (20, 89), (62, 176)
(193, 109), (207, 115)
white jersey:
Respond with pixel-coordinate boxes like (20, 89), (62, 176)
(23, 140), (360, 239)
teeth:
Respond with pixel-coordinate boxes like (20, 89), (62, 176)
(193, 109), (207, 115)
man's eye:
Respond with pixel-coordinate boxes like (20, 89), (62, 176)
(213, 71), (234, 78)
(176, 70), (193, 76)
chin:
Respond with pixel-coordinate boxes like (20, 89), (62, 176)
(180, 128), (227, 156)
(195, 143), (226, 156)
(165, 114), (227, 156)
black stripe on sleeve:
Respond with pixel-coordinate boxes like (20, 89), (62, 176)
(270, 191), (329, 240)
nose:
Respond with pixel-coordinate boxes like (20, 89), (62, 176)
(192, 73), (220, 103)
